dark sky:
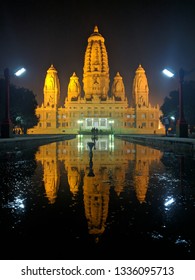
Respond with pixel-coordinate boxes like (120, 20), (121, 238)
(1, 0), (195, 106)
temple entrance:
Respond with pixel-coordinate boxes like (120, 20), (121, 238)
(78, 118), (114, 135)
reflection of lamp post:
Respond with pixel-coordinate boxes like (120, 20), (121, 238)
(162, 68), (188, 138)
(77, 120), (83, 134)
(87, 142), (95, 177)
(108, 120), (114, 134)
(1, 67), (26, 138)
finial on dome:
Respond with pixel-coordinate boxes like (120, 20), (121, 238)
(49, 64), (55, 70)
(94, 26), (99, 33)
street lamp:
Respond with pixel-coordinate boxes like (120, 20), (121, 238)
(163, 68), (188, 138)
(1, 67), (26, 138)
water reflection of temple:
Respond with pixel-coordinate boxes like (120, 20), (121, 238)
(35, 136), (163, 238)
(35, 142), (60, 204)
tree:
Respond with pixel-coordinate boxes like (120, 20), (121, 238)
(0, 79), (39, 134)
(160, 80), (195, 131)
(182, 80), (195, 125)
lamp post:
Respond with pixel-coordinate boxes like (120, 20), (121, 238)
(162, 68), (188, 138)
(177, 68), (188, 138)
(108, 120), (114, 134)
(1, 68), (12, 138)
(1, 67), (26, 138)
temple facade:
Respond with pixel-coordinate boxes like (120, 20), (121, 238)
(29, 26), (163, 135)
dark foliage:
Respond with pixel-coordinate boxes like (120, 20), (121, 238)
(160, 80), (195, 130)
(0, 79), (39, 134)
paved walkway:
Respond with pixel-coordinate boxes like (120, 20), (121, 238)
(116, 134), (195, 155)
(0, 134), (76, 151)
(118, 133), (195, 143)
(0, 134), (75, 143)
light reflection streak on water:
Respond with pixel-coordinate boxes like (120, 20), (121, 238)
(6, 196), (25, 211)
(164, 196), (175, 207)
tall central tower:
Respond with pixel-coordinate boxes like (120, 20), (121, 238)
(83, 26), (110, 100)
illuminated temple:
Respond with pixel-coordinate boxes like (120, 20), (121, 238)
(29, 26), (163, 135)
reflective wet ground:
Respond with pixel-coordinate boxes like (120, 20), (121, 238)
(0, 135), (195, 260)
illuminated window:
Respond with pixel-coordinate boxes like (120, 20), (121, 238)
(100, 119), (106, 126)
(86, 119), (92, 126)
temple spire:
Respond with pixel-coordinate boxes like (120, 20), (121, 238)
(83, 26), (110, 100)
(94, 26), (98, 33)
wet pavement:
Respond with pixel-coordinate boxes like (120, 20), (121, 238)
(0, 134), (195, 260)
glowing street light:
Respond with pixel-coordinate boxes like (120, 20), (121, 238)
(162, 69), (174, 78)
(14, 67), (26, 77)
(162, 68), (188, 138)
(1, 67), (26, 138)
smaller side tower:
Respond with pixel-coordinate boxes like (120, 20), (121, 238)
(111, 72), (125, 101)
(67, 72), (81, 101)
(43, 64), (60, 108)
(132, 64), (149, 107)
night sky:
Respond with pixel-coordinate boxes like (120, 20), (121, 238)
(1, 0), (195, 106)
